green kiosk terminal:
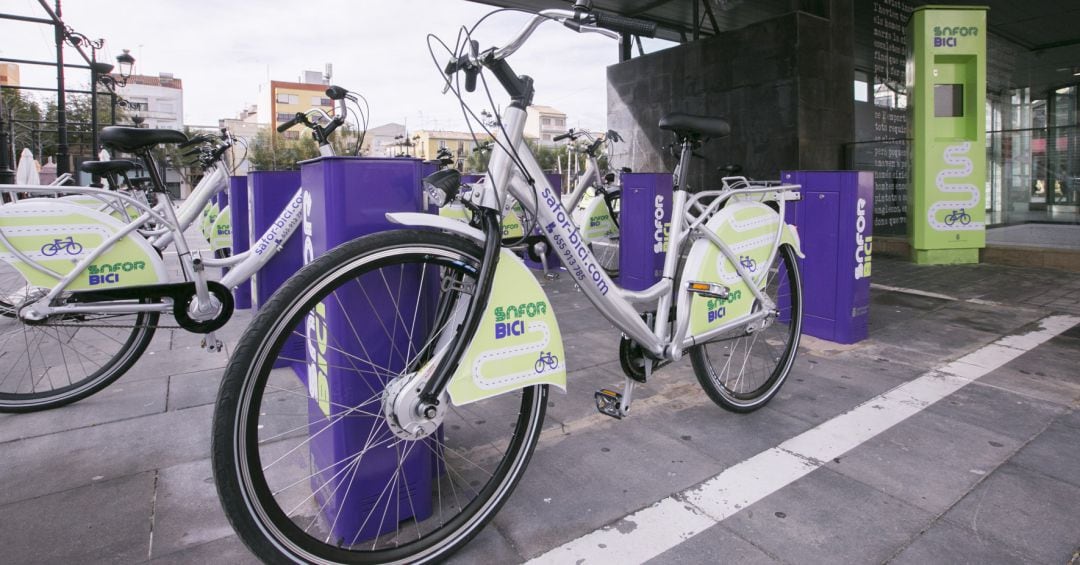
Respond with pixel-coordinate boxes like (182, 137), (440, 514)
(908, 5), (988, 265)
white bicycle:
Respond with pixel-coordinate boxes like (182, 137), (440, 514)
(212, 5), (803, 562)
(0, 86), (360, 412)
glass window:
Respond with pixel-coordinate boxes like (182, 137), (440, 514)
(276, 112), (294, 123)
(854, 70), (869, 102)
(276, 93), (299, 105)
(933, 84), (964, 117)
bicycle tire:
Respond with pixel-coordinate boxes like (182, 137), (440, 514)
(212, 229), (547, 564)
(0, 295), (159, 413)
(689, 244), (802, 413)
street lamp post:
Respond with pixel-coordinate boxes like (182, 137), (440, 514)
(66, 28), (135, 156)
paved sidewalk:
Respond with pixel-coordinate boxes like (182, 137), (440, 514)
(0, 256), (1077, 564)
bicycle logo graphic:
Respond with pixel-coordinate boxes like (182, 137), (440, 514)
(534, 351), (559, 373)
(739, 255), (757, 272)
(944, 208), (972, 226)
(40, 236), (84, 257)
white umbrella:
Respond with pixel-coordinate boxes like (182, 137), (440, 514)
(15, 148), (41, 186)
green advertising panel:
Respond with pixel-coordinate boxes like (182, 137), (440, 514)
(908, 6), (988, 264)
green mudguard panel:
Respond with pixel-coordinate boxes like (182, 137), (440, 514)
(200, 202), (220, 241)
(60, 194), (141, 221)
(211, 205), (233, 253)
(575, 191), (618, 243)
(0, 200), (167, 290)
(448, 248), (567, 405)
(678, 201), (801, 337)
(501, 202), (525, 239)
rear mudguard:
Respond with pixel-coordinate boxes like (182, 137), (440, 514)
(211, 205), (233, 253)
(60, 194), (142, 221)
(677, 201), (802, 339)
(386, 213), (566, 404)
(0, 200), (168, 290)
(574, 190), (618, 244)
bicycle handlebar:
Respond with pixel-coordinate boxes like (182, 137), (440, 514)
(593, 11), (657, 38)
(276, 113), (305, 133)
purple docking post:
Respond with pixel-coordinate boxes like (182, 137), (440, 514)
(298, 156), (437, 544)
(781, 170), (873, 344)
(619, 173), (673, 290)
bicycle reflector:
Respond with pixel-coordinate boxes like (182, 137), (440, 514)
(423, 169), (461, 207)
(687, 281), (730, 300)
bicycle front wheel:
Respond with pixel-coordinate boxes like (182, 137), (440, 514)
(0, 261), (159, 412)
(689, 244), (802, 413)
(212, 230), (547, 564)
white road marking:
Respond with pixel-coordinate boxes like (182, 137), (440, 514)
(526, 314), (1079, 564)
(870, 283), (1002, 307)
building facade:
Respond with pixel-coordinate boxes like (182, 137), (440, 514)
(525, 105), (567, 145)
(0, 63), (19, 86)
(412, 130), (493, 168)
(117, 73), (184, 130)
(270, 75), (331, 140)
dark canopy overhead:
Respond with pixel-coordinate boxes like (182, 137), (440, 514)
(472, 0), (1080, 92)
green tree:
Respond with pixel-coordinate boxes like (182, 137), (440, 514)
(248, 129), (320, 171)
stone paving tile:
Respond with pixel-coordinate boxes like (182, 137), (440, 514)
(0, 372), (167, 443)
(825, 409), (1020, 515)
(1007, 423), (1080, 489)
(977, 364), (1080, 407)
(150, 458), (236, 559)
(889, 518), (1037, 565)
(924, 380), (1066, 442)
(0, 403), (213, 506)
(767, 353), (918, 427)
(942, 463), (1080, 564)
(0, 471), (155, 565)
(490, 417), (723, 560)
(722, 466), (934, 565)
(868, 290), (949, 332)
(167, 367), (226, 411)
(150, 534), (260, 565)
(446, 523), (527, 564)
(644, 523), (781, 564)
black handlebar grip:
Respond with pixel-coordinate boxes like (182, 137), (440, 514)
(277, 113), (303, 133)
(326, 85), (348, 100)
(593, 11), (658, 38)
(553, 131), (572, 142)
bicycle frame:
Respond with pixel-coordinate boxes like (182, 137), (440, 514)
(482, 105), (793, 362)
(1, 164), (304, 319)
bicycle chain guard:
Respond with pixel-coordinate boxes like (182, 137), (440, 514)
(67, 281), (234, 333)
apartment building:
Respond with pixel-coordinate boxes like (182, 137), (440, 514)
(524, 105), (567, 145)
(117, 73), (184, 130)
(270, 71), (332, 139)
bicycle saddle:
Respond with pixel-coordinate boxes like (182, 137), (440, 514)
(659, 113), (731, 140)
(100, 126), (189, 152)
(79, 159), (139, 176)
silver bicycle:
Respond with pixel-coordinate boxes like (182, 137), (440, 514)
(212, 5), (803, 563)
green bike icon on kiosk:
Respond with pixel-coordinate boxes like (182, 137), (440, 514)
(908, 5), (988, 265)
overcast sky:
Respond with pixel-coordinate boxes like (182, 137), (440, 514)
(3, 0), (671, 133)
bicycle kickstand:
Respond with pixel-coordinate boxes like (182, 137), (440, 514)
(534, 241), (559, 280)
(201, 331), (224, 353)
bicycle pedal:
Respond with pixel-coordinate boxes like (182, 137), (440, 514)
(594, 389), (624, 419)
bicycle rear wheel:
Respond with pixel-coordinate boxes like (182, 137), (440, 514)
(212, 230), (547, 564)
(0, 261), (159, 412)
(689, 244), (802, 413)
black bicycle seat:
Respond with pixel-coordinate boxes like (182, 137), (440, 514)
(659, 113), (731, 140)
(100, 127), (189, 153)
(79, 159), (139, 176)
